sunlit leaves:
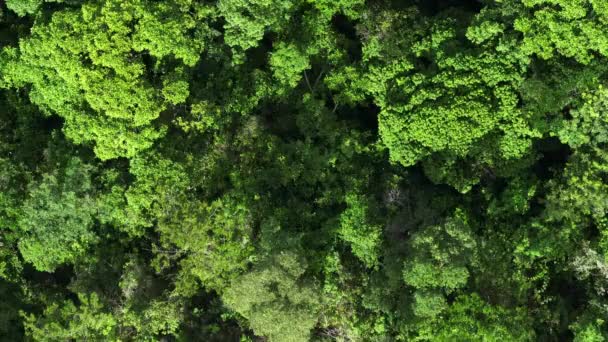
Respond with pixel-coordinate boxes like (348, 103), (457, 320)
(223, 251), (321, 342)
(1, 0), (208, 159)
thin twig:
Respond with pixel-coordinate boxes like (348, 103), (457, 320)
(312, 69), (325, 90)
(304, 70), (314, 93)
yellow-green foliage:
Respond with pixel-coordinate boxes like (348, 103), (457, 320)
(2, 0), (608, 341)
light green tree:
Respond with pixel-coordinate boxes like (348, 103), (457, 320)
(22, 293), (118, 341)
(223, 251), (321, 341)
(1, 0), (210, 159)
(403, 209), (477, 318)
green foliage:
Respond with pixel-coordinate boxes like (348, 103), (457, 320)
(98, 151), (189, 235)
(1, 0), (208, 159)
(18, 157), (98, 271)
(157, 193), (255, 293)
(307, 0), (364, 19)
(416, 294), (535, 341)
(223, 251), (321, 341)
(270, 43), (310, 89)
(3, 0), (608, 340)
(119, 298), (185, 339)
(570, 304), (608, 342)
(23, 293), (118, 340)
(512, 0), (608, 64)
(338, 193), (382, 268)
(218, 0), (296, 59)
(516, 87), (608, 262)
(574, 325), (606, 342)
(403, 209), (477, 318)
(558, 86), (608, 149)
(5, 0), (44, 16)
(333, 7), (534, 169)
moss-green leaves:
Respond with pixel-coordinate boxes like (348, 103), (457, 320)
(1, 0), (208, 160)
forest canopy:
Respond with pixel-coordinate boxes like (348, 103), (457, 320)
(1, 0), (608, 340)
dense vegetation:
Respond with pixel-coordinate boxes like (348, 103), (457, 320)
(1, 0), (608, 340)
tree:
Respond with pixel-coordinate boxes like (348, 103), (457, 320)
(156, 193), (255, 294)
(23, 293), (118, 341)
(5, 0), (45, 16)
(327, 5), (540, 191)
(222, 251), (321, 342)
(338, 192), (382, 268)
(218, 0), (298, 61)
(3, 0), (608, 340)
(415, 294), (535, 341)
(18, 156), (98, 272)
(1, 0), (210, 159)
(403, 209), (477, 318)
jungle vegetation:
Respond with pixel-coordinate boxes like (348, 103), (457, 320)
(1, 0), (608, 340)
